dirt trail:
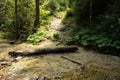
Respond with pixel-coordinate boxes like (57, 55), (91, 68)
(0, 12), (120, 80)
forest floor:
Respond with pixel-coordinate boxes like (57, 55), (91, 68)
(0, 12), (120, 80)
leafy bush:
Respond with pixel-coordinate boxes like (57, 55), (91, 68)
(65, 27), (120, 55)
(62, 9), (75, 24)
(66, 8), (74, 17)
(27, 27), (47, 44)
(57, 0), (68, 11)
(65, 1), (120, 56)
(42, 0), (68, 12)
(40, 8), (51, 20)
(1, 0), (35, 39)
(44, 0), (59, 12)
(51, 32), (59, 41)
(40, 8), (52, 25)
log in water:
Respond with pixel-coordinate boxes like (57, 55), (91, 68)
(9, 46), (78, 57)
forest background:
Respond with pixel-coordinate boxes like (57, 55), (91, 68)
(0, 0), (120, 56)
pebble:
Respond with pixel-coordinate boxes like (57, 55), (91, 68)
(23, 77), (30, 80)
(54, 75), (62, 79)
(41, 75), (51, 80)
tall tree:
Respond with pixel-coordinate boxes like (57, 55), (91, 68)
(74, 0), (112, 26)
(34, 0), (40, 30)
(0, 0), (6, 27)
(90, 0), (92, 27)
(15, 0), (18, 39)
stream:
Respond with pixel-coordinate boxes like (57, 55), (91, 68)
(0, 14), (120, 80)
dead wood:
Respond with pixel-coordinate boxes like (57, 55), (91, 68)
(61, 56), (85, 71)
(61, 56), (83, 65)
(9, 46), (78, 57)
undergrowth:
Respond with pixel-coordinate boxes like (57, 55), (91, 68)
(62, 8), (75, 25)
(65, 3), (120, 56)
(51, 31), (59, 41)
(27, 26), (47, 44)
(65, 26), (120, 56)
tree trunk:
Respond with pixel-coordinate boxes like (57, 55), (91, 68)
(34, 0), (40, 31)
(15, 0), (18, 39)
(90, 0), (92, 27)
(9, 46), (78, 57)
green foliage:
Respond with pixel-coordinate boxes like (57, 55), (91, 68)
(62, 8), (75, 24)
(51, 32), (59, 41)
(27, 7), (51, 44)
(0, 32), (16, 39)
(64, 0), (120, 56)
(72, 0), (114, 26)
(0, 0), (6, 27)
(57, 0), (68, 11)
(44, 0), (59, 12)
(40, 9), (51, 19)
(66, 8), (74, 17)
(40, 0), (45, 5)
(42, 0), (68, 12)
(1, 0), (14, 32)
(0, 0), (35, 39)
(40, 8), (51, 25)
(27, 27), (47, 44)
(17, 0), (35, 38)
(62, 17), (75, 25)
(65, 26), (120, 54)
(0, 0), (69, 40)
(73, 0), (89, 25)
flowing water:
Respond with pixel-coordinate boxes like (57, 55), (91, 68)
(0, 13), (120, 80)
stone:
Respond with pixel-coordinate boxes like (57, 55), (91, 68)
(41, 75), (51, 80)
(1, 61), (11, 66)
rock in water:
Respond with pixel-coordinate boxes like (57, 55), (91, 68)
(8, 41), (16, 44)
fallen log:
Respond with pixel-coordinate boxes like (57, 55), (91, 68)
(61, 56), (83, 65)
(61, 56), (85, 71)
(9, 46), (78, 57)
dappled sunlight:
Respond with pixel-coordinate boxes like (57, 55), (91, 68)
(0, 38), (120, 79)
(0, 0), (120, 79)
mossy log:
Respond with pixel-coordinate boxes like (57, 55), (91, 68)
(9, 46), (78, 57)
